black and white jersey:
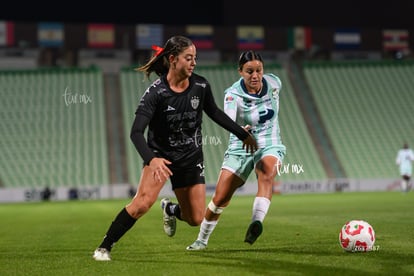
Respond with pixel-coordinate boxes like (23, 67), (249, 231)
(131, 73), (247, 169)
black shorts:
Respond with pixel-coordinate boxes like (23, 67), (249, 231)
(169, 161), (205, 189)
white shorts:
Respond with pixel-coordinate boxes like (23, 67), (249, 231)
(222, 144), (286, 182)
(400, 164), (412, 176)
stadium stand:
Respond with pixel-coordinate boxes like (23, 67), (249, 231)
(119, 67), (147, 186)
(3, 59), (411, 194)
(0, 48), (40, 70)
(303, 60), (414, 179)
(0, 67), (110, 188)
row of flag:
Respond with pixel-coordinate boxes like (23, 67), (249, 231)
(0, 21), (410, 52)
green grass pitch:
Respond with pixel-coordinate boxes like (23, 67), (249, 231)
(0, 191), (413, 275)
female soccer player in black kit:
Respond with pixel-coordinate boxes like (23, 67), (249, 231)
(93, 35), (257, 261)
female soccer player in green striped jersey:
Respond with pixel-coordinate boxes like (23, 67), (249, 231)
(187, 50), (286, 250)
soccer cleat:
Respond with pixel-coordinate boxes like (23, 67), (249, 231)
(93, 248), (111, 261)
(186, 240), (207, 251)
(244, 220), (263, 245)
(160, 198), (176, 237)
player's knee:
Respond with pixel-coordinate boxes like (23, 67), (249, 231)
(128, 203), (151, 219)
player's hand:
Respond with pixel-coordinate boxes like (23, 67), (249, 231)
(242, 125), (258, 154)
(149, 158), (173, 183)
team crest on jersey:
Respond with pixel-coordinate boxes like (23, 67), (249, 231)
(225, 95), (234, 102)
(191, 96), (200, 109)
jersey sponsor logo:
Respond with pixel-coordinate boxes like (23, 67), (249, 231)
(164, 105), (176, 112)
(152, 79), (162, 87)
(196, 162), (205, 177)
(195, 82), (206, 88)
(258, 108), (274, 123)
(191, 96), (200, 109)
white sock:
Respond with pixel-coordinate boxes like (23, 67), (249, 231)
(401, 180), (407, 192)
(197, 218), (218, 245)
(251, 197), (271, 223)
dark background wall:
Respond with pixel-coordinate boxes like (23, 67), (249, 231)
(2, 0), (413, 66)
(2, 0), (414, 28)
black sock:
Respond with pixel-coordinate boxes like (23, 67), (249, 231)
(168, 203), (182, 221)
(98, 207), (137, 251)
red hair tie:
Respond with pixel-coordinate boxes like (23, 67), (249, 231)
(152, 45), (164, 57)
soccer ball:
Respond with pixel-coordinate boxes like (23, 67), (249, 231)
(339, 220), (376, 252)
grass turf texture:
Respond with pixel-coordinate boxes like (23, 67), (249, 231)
(0, 191), (413, 275)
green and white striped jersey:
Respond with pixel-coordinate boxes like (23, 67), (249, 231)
(224, 73), (283, 154)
